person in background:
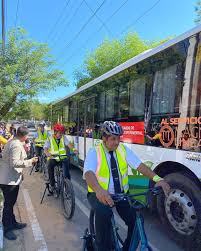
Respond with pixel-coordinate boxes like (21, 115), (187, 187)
(10, 124), (17, 137)
(33, 122), (49, 172)
(92, 124), (101, 139)
(0, 135), (7, 146)
(146, 125), (162, 147)
(181, 130), (199, 151)
(0, 134), (8, 157)
(0, 126), (38, 240)
(0, 123), (6, 136)
(86, 126), (93, 138)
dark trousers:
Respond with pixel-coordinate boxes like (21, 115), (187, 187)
(35, 146), (43, 170)
(47, 158), (70, 186)
(87, 192), (136, 251)
(0, 185), (19, 232)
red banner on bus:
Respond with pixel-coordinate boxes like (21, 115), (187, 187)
(119, 122), (144, 144)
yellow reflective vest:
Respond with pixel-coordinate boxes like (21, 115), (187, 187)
(0, 135), (7, 145)
(88, 143), (129, 193)
(49, 136), (67, 161)
(35, 131), (48, 147)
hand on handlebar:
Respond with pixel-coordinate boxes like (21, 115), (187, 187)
(156, 180), (171, 197)
(46, 152), (52, 158)
(96, 187), (114, 207)
(31, 157), (38, 164)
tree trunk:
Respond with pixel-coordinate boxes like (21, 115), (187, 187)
(0, 94), (18, 118)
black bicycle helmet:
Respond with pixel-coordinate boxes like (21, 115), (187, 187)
(102, 121), (123, 136)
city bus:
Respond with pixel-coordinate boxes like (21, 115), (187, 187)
(51, 25), (201, 247)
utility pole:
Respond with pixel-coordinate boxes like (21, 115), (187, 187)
(1, 0), (5, 54)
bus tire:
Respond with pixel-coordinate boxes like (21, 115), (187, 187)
(157, 172), (201, 251)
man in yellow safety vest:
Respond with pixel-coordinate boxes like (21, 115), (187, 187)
(44, 123), (78, 193)
(84, 121), (170, 251)
(33, 122), (49, 172)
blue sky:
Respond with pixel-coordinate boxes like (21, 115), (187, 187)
(4, 0), (198, 103)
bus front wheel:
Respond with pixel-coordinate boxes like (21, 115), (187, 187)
(157, 172), (201, 250)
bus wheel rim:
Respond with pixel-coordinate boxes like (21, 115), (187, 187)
(165, 189), (197, 235)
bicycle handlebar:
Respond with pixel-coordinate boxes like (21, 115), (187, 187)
(51, 154), (69, 157)
(111, 187), (163, 209)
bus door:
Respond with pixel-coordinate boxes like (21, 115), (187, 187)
(78, 97), (95, 161)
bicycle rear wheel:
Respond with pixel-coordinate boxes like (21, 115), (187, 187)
(61, 178), (75, 219)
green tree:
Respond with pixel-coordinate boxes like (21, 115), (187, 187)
(0, 28), (68, 118)
(74, 32), (169, 88)
(195, 0), (201, 24)
(43, 103), (52, 121)
(5, 100), (32, 120)
(5, 99), (50, 121)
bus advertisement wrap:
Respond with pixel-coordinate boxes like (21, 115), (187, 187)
(119, 122), (144, 144)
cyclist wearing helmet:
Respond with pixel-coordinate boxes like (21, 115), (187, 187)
(33, 122), (50, 172)
(44, 123), (78, 193)
(84, 121), (170, 251)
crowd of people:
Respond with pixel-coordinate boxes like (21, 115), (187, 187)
(0, 121), (79, 240)
(0, 122), (17, 157)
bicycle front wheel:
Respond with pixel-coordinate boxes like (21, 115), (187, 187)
(61, 178), (75, 219)
(54, 165), (60, 198)
(90, 209), (123, 250)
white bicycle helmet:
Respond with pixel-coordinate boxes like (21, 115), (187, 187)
(39, 121), (46, 127)
(102, 121), (123, 136)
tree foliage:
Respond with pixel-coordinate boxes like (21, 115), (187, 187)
(74, 32), (170, 88)
(0, 28), (68, 118)
(4, 99), (51, 121)
(195, 0), (201, 24)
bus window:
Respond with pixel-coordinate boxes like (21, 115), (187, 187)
(97, 92), (105, 121)
(69, 101), (77, 123)
(64, 105), (69, 122)
(118, 83), (129, 118)
(105, 88), (115, 119)
(152, 64), (178, 114)
(130, 78), (146, 116)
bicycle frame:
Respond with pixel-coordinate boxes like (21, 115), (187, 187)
(40, 155), (67, 201)
(110, 188), (162, 251)
(54, 159), (65, 197)
(129, 211), (153, 251)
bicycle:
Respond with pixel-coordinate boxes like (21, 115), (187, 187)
(40, 154), (75, 219)
(35, 141), (47, 173)
(39, 148), (48, 180)
(81, 187), (163, 251)
(30, 141), (47, 176)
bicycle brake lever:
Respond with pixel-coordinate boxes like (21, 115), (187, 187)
(152, 187), (163, 196)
